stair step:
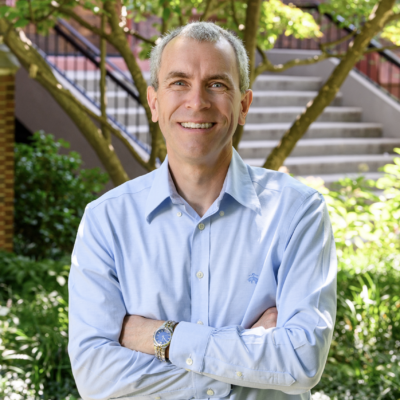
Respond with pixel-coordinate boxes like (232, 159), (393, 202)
(252, 75), (322, 91)
(247, 107), (362, 123)
(239, 138), (400, 158)
(296, 172), (384, 185)
(243, 122), (382, 140)
(244, 154), (395, 175)
(251, 91), (342, 107)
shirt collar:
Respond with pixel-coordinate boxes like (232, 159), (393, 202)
(145, 147), (261, 222)
(224, 148), (262, 215)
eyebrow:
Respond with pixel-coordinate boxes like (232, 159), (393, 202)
(164, 71), (235, 87)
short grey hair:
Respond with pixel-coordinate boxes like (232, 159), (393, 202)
(149, 22), (250, 93)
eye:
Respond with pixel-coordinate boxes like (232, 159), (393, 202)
(173, 81), (186, 86)
(211, 82), (225, 88)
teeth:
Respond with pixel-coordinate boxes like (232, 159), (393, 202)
(181, 122), (213, 129)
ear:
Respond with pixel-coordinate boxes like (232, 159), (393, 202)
(238, 89), (253, 126)
(147, 86), (159, 123)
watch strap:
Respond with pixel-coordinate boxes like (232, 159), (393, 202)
(154, 320), (177, 362)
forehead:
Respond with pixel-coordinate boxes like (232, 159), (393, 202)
(159, 36), (239, 82)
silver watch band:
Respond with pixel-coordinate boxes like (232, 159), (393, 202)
(154, 320), (177, 362)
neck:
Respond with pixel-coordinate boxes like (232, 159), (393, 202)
(167, 148), (232, 218)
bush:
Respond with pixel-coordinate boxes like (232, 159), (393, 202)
(14, 131), (109, 260)
(304, 148), (400, 400)
(0, 251), (78, 400)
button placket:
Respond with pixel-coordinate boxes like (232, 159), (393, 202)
(190, 219), (210, 327)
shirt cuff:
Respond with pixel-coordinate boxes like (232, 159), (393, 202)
(169, 321), (214, 373)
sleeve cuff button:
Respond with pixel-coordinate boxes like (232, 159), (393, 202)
(186, 358), (193, 365)
(206, 389), (214, 396)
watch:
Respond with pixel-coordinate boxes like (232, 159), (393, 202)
(153, 320), (177, 362)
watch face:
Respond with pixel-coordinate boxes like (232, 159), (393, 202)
(155, 328), (171, 345)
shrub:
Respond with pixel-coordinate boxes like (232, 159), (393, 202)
(0, 251), (78, 400)
(304, 148), (400, 400)
(14, 131), (109, 260)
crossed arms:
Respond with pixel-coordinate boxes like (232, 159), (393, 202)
(68, 192), (337, 400)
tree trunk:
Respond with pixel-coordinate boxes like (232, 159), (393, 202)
(104, 1), (167, 168)
(263, 0), (396, 171)
(232, 0), (262, 149)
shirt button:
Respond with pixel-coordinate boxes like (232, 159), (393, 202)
(198, 223), (205, 230)
(197, 320), (203, 325)
(236, 371), (242, 377)
(206, 389), (214, 396)
(219, 211), (224, 216)
(196, 271), (204, 279)
(177, 212), (182, 217)
(186, 358), (193, 365)
(155, 397), (161, 400)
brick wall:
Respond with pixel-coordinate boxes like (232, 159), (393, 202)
(0, 73), (15, 251)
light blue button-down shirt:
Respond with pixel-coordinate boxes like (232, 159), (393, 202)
(68, 148), (337, 400)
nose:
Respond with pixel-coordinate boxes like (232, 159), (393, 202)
(185, 84), (211, 111)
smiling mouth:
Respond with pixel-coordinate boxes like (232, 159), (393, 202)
(179, 122), (215, 129)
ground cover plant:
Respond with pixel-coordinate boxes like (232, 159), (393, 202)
(0, 147), (399, 399)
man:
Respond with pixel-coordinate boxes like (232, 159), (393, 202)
(68, 22), (337, 400)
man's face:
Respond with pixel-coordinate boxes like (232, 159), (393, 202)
(147, 36), (253, 164)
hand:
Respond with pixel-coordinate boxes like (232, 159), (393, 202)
(119, 315), (164, 355)
(250, 306), (278, 330)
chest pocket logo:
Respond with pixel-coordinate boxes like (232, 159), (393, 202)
(248, 273), (259, 284)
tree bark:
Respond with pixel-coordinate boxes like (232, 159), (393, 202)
(263, 0), (396, 171)
(232, 0), (262, 149)
(100, 12), (110, 143)
(0, 19), (130, 186)
(103, 0), (166, 168)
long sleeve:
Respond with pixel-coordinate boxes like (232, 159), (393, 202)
(169, 191), (337, 395)
(68, 207), (231, 400)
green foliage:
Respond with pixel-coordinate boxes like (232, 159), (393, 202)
(319, 0), (400, 46)
(1, 0), (322, 54)
(0, 251), (78, 400)
(301, 149), (400, 400)
(14, 131), (108, 261)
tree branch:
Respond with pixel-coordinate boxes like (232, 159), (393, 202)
(103, 0), (166, 168)
(28, 0), (35, 24)
(387, 12), (400, 22)
(230, 0), (240, 28)
(123, 28), (156, 45)
(254, 52), (337, 78)
(56, 5), (111, 41)
(319, 29), (358, 51)
(100, 11), (110, 143)
(200, 0), (214, 21)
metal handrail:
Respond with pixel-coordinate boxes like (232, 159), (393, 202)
(57, 19), (137, 85)
(53, 23), (141, 103)
(26, 21), (152, 154)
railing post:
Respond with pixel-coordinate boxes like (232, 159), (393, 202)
(0, 41), (20, 252)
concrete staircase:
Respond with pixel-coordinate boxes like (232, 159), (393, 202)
(69, 71), (400, 185)
(240, 75), (400, 185)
